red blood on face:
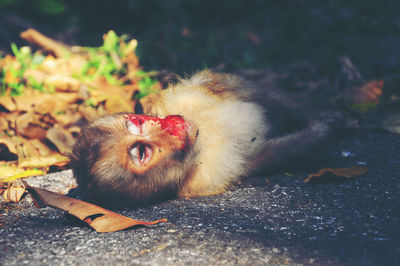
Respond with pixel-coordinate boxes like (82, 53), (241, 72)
(161, 115), (188, 137)
(126, 114), (161, 128)
(125, 114), (189, 150)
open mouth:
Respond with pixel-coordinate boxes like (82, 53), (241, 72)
(129, 142), (153, 166)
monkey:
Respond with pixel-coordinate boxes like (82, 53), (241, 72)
(70, 70), (336, 208)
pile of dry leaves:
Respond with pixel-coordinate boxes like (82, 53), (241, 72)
(0, 29), (160, 192)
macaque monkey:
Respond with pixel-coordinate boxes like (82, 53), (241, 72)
(70, 70), (335, 207)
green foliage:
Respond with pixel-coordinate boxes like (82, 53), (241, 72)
(137, 73), (157, 99)
(78, 31), (129, 85)
(1, 31), (155, 98)
(0, 43), (46, 96)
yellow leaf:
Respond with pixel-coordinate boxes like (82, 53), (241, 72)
(0, 169), (45, 182)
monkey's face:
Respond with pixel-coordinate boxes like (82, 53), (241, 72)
(71, 113), (199, 207)
(119, 113), (197, 174)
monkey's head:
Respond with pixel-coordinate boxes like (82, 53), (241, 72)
(70, 113), (199, 208)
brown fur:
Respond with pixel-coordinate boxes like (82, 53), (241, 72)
(70, 70), (334, 207)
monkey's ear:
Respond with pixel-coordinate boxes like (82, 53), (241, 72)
(134, 101), (144, 114)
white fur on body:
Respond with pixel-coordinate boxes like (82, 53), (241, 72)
(145, 71), (269, 196)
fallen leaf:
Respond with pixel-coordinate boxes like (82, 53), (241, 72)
(356, 80), (383, 104)
(3, 184), (26, 202)
(0, 163), (25, 179)
(15, 112), (49, 140)
(0, 136), (18, 159)
(0, 168), (45, 183)
(304, 165), (368, 183)
(22, 181), (167, 233)
(104, 94), (134, 113)
(0, 96), (17, 111)
(13, 93), (78, 113)
(18, 153), (69, 168)
(78, 105), (103, 123)
(46, 125), (75, 154)
(349, 80), (384, 112)
(44, 75), (81, 92)
(24, 139), (52, 156)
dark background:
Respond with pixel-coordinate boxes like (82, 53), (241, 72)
(1, 0), (400, 78)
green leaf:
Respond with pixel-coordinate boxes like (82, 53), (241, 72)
(28, 76), (45, 92)
(137, 76), (157, 98)
(10, 43), (20, 58)
(103, 30), (119, 52)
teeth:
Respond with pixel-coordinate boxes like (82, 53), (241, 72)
(127, 120), (141, 135)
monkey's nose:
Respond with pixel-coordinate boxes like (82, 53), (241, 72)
(127, 119), (142, 135)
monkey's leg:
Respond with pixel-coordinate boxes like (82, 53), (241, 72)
(253, 121), (334, 171)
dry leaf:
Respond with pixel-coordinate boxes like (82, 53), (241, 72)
(0, 136), (18, 158)
(46, 125), (75, 154)
(3, 184), (26, 202)
(24, 139), (52, 156)
(13, 93), (78, 113)
(355, 80), (383, 104)
(78, 105), (103, 123)
(22, 181), (167, 233)
(18, 153), (69, 168)
(304, 165), (368, 183)
(0, 164), (26, 179)
(0, 169), (45, 183)
(0, 96), (17, 111)
(104, 94), (134, 113)
(45, 75), (81, 92)
(0, 29), (144, 177)
(16, 112), (48, 140)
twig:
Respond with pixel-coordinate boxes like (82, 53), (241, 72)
(20, 28), (70, 58)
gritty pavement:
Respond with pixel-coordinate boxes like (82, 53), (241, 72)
(0, 130), (399, 265)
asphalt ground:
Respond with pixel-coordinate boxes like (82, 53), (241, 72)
(0, 129), (399, 265)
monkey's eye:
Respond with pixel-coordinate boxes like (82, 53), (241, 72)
(129, 142), (153, 166)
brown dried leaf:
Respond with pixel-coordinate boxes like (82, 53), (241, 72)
(22, 181), (167, 233)
(354, 80), (383, 104)
(304, 165), (368, 183)
(16, 112), (48, 140)
(13, 93), (78, 113)
(21, 140), (41, 157)
(25, 139), (52, 156)
(3, 185), (26, 202)
(46, 125), (75, 154)
(104, 94), (134, 113)
(52, 111), (82, 127)
(0, 117), (9, 131)
(18, 153), (69, 168)
(78, 105), (103, 123)
(45, 75), (81, 92)
(24, 68), (46, 83)
(20, 28), (71, 58)
(0, 136), (18, 157)
(0, 96), (17, 111)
